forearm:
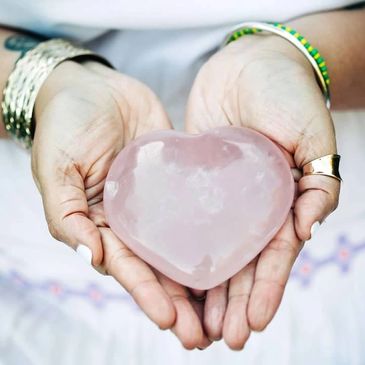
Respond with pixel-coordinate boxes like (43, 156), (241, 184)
(289, 8), (365, 109)
(0, 28), (41, 138)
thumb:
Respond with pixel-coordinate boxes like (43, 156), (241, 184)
(295, 174), (340, 241)
(294, 113), (341, 241)
(35, 164), (103, 266)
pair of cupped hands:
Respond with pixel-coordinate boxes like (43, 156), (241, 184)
(32, 35), (340, 350)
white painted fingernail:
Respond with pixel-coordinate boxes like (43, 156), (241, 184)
(310, 222), (321, 239)
(76, 244), (93, 265)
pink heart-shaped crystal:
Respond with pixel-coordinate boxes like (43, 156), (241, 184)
(104, 127), (294, 289)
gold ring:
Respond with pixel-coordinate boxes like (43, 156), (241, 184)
(302, 154), (342, 182)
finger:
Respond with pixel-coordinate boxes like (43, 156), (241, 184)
(293, 111), (340, 241)
(35, 160), (103, 266)
(100, 228), (176, 330)
(190, 299), (213, 350)
(295, 175), (340, 241)
(156, 273), (205, 350)
(247, 213), (303, 331)
(223, 261), (256, 350)
(203, 281), (228, 341)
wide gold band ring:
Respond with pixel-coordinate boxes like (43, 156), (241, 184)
(302, 154), (342, 182)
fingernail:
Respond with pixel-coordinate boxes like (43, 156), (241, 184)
(310, 222), (321, 239)
(76, 244), (93, 265)
(208, 336), (222, 342)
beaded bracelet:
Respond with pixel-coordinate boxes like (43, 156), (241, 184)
(222, 22), (331, 108)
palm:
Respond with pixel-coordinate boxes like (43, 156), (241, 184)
(88, 195), (209, 349)
(185, 37), (340, 348)
(32, 63), (209, 349)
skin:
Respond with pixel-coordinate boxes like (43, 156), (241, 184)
(186, 9), (365, 349)
(0, 29), (211, 349)
(33, 60), (211, 350)
(0, 8), (364, 350)
(185, 34), (340, 349)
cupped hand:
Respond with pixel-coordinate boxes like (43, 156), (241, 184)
(185, 35), (340, 349)
(32, 60), (210, 349)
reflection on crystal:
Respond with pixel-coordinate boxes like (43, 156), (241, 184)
(104, 181), (119, 198)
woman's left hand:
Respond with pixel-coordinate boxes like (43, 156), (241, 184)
(32, 60), (211, 350)
(185, 35), (340, 349)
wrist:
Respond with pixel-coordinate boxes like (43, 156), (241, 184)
(3, 37), (112, 149)
(234, 35), (314, 75)
(34, 60), (106, 124)
(223, 22), (331, 107)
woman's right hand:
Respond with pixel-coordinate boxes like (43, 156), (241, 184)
(31, 60), (210, 350)
(185, 34), (341, 348)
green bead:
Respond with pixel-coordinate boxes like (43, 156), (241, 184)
(310, 48), (318, 56)
(225, 23), (331, 92)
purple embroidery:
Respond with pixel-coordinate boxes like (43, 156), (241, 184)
(1, 235), (365, 309)
(291, 234), (365, 286)
(1, 270), (135, 309)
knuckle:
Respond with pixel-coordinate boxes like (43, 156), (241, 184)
(267, 238), (299, 257)
(254, 277), (286, 291)
(105, 246), (134, 276)
(80, 222), (99, 240)
(169, 293), (189, 304)
(228, 292), (250, 302)
(129, 278), (157, 297)
(47, 219), (61, 241)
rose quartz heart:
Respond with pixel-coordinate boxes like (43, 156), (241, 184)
(104, 127), (294, 289)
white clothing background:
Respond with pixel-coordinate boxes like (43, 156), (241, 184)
(0, 0), (361, 37)
(0, 1), (364, 364)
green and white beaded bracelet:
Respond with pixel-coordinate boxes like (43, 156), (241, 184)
(222, 22), (331, 108)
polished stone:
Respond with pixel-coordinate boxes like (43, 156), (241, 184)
(104, 127), (294, 289)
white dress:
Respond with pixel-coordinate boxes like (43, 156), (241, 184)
(0, 1), (364, 364)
